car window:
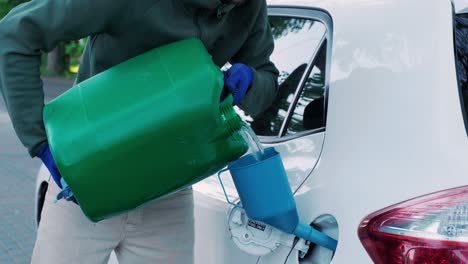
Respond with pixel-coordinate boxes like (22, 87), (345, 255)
(286, 40), (327, 135)
(454, 14), (468, 136)
(237, 16), (327, 137)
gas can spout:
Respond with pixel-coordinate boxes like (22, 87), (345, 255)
(294, 221), (337, 251)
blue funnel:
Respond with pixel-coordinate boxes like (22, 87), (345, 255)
(218, 147), (337, 251)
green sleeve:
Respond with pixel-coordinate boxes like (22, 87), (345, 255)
(232, 1), (279, 117)
(0, 0), (130, 157)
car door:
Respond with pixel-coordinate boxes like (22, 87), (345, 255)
(193, 7), (333, 264)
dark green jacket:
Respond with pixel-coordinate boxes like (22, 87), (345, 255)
(0, 0), (279, 157)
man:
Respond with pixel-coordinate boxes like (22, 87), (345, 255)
(0, 0), (279, 262)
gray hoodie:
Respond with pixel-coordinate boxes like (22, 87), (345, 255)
(0, 0), (279, 157)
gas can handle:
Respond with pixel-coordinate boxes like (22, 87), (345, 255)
(218, 168), (242, 208)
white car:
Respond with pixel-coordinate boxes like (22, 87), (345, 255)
(36, 0), (468, 263)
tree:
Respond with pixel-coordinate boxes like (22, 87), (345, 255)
(47, 43), (68, 76)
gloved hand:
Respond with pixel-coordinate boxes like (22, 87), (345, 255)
(37, 143), (77, 204)
(221, 63), (254, 105)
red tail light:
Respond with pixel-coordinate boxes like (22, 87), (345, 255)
(358, 186), (468, 263)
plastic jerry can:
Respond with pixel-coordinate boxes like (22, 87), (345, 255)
(43, 38), (248, 222)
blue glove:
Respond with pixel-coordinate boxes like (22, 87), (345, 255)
(37, 143), (63, 189)
(222, 63), (254, 105)
(37, 143), (77, 204)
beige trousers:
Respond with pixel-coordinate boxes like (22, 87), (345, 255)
(32, 179), (194, 264)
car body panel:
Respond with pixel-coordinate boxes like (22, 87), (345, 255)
(207, 0), (467, 262)
(264, 0), (467, 263)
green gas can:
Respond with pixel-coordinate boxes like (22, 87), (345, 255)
(43, 39), (248, 222)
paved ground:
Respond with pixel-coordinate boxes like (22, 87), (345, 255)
(0, 79), (73, 264)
